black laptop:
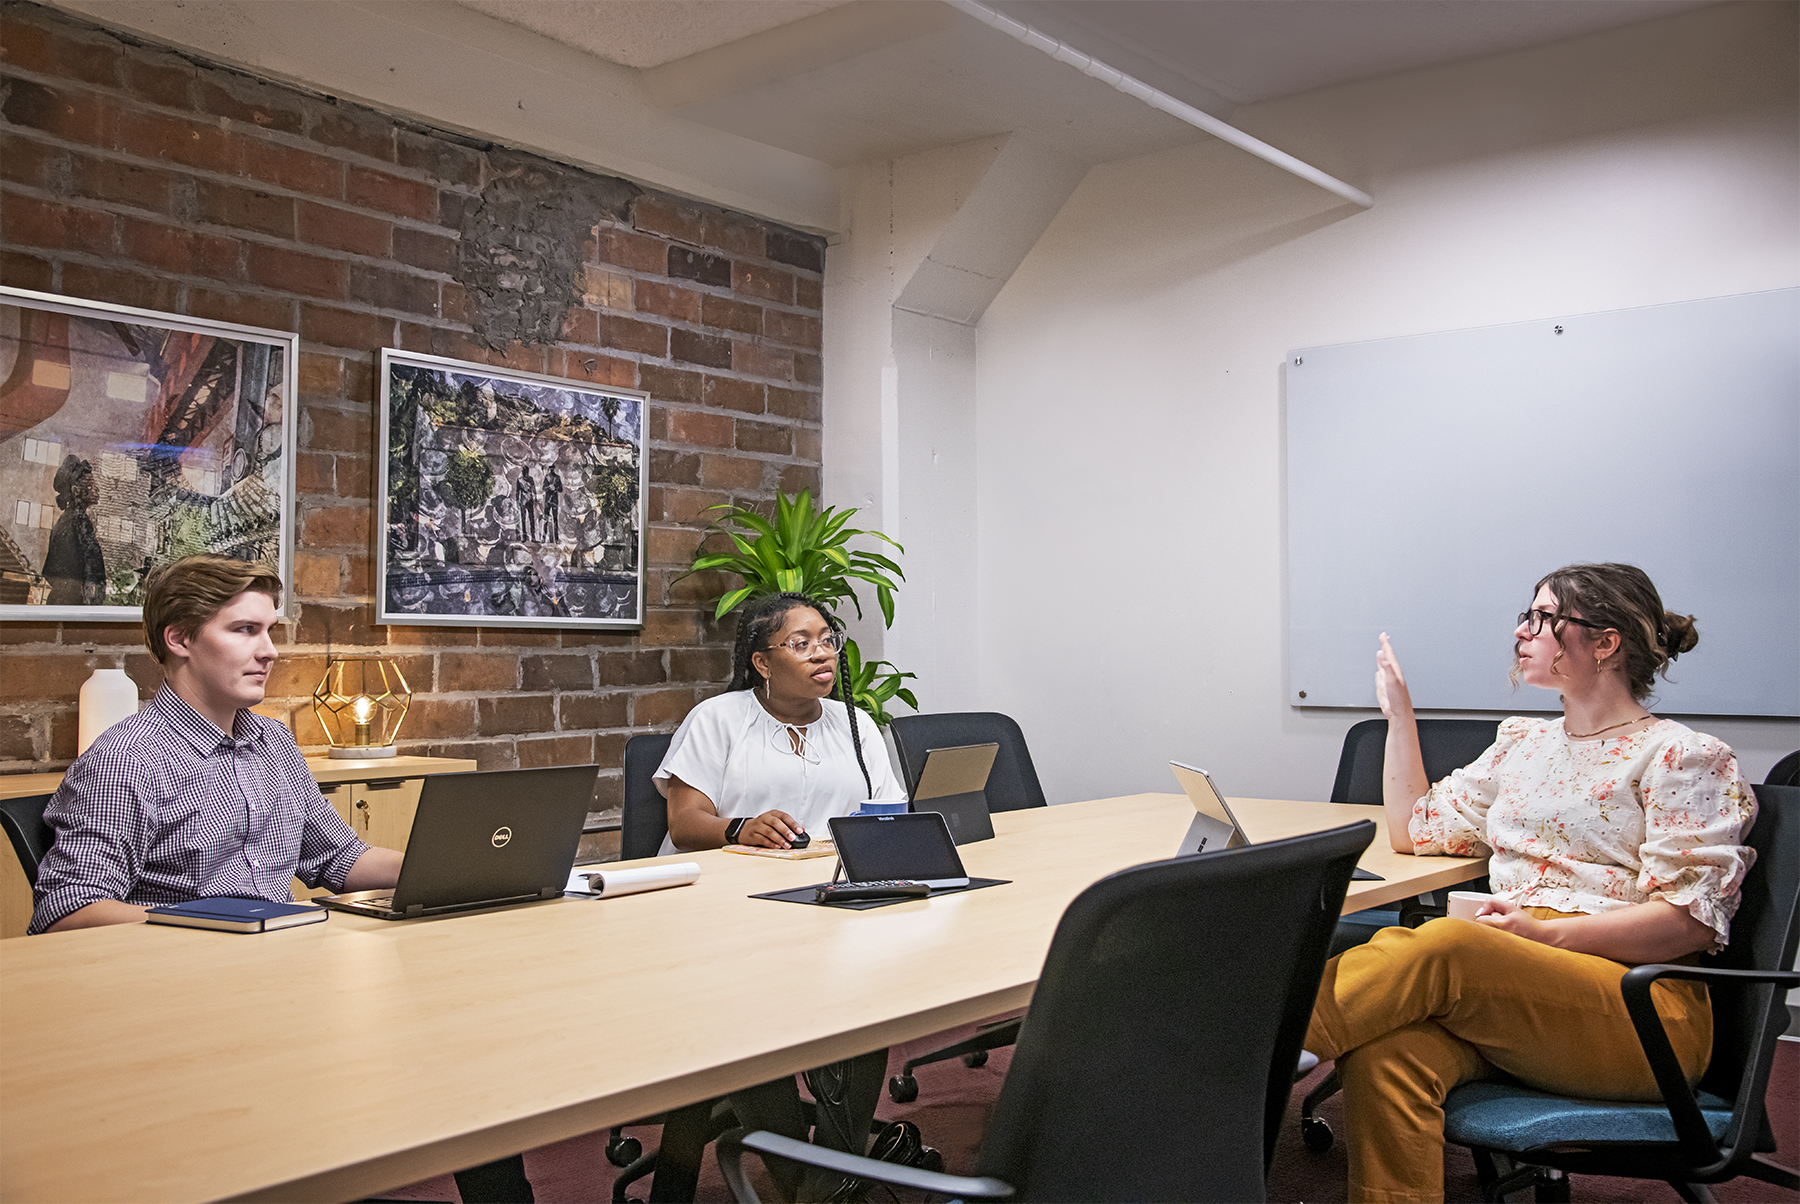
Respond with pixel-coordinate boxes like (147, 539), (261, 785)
(318, 765), (598, 919)
(907, 742), (998, 844)
(827, 812), (971, 888)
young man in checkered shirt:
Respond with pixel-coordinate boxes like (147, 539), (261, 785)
(30, 555), (404, 933)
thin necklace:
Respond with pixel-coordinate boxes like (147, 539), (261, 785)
(1567, 713), (1654, 739)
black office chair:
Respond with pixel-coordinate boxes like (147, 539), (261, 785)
(1764, 750), (1800, 788)
(1302, 717), (1500, 1153)
(603, 731), (681, 1198)
(0, 792), (55, 885)
(884, 712), (1046, 1103)
(1329, 717), (1501, 940)
(1443, 782), (1800, 1202)
(620, 731), (675, 861)
(889, 711), (1048, 813)
(716, 821), (1378, 1203)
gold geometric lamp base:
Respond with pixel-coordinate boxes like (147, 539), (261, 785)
(311, 657), (412, 759)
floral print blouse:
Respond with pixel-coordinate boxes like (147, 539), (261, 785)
(1409, 717), (1758, 952)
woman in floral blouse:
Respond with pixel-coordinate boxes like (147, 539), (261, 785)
(1306, 563), (1758, 1203)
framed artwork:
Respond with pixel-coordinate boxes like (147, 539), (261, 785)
(0, 286), (297, 621)
(377, 349), (647, 628)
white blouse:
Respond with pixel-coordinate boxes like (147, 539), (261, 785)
(1410, 716), (1758, 951)
(653, 689), (906, 853)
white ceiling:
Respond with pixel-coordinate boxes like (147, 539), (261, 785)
(445, 0), (1718, 167)
(455, 0), (853, 69)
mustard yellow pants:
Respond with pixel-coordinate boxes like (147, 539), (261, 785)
(1305, 912), (1712, 1204)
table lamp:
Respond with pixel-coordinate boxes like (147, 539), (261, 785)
(311, 657), (411, 758)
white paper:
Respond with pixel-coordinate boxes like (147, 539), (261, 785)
(566, 862), (701, 898)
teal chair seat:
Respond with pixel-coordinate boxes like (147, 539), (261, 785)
(1444, 1078), (1735, 1150)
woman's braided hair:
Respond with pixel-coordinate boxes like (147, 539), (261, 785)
(729, 591), (873, 799)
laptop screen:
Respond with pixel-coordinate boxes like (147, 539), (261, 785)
(828, 813), (969, 887)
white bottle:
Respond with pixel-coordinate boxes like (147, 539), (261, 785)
(78, 668), (139, 754)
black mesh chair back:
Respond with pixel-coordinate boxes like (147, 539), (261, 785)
(1699, 783), (1798, 1111)
(974, 821), (1375, 1202)
(1765, 751), (1800, 787)
(889, 712), (1047, 812)
(0, 793), (54, 886)
(1330, 718), (1501, 804)
(621, 732), (675, 860)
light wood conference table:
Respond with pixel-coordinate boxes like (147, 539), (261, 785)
(0, 793), (1486, 1203)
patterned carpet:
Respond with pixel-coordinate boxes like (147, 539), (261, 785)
(386, 1026), (1799, 1203)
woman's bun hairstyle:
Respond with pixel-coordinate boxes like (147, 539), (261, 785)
(1530, 563), (1695, 702)
(1659, 610), (1699, 659)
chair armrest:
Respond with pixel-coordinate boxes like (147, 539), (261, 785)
(1618, 964), (1800, 1165)
(716, 1128), (1014, 1203)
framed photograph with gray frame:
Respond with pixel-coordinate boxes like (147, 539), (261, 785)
(377, 348), (647, 629)
(0, 286), (297, 621)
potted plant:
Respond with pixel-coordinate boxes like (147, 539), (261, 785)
(679, 491), (918, 724)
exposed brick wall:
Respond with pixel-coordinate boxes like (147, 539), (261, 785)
(0, 0), (826, 810)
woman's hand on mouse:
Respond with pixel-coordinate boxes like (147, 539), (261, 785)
(738, 810), (805, 849)
(1375, 633), (1415, 721)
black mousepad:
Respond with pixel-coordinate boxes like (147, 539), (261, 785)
(751, 878), (1011, 910)
(1352, 867), (1383, 880)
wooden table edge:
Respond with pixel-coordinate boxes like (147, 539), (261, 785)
(218, 985), (1034, 1204)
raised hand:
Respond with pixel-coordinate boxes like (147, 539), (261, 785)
(1375, 632), (1415, 720)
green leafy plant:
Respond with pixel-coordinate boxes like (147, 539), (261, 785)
(679, 490), (917, 724)
(841, 638), (918, 727)
(685, 491), (905, 625)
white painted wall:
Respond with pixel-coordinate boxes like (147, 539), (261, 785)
(972, 1), (1800, 806)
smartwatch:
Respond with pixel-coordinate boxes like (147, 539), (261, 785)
(723, 817), (747, 843)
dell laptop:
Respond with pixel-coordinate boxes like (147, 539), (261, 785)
(1171, 761), (1380, 879)
(318, 765), (598, 919)
(827, 811), (971, 889)
(908, 742), (998, 844)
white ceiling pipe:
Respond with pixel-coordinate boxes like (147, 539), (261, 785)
(945, 0), (1375, 209)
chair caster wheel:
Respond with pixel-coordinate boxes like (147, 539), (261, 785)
(888, 1073), (919, 1103)
(962, 1049), (989, 1069)
(919, 1146), (944, 1174)
(606, 1134), (642, 1167)
(1302, 1117), (1334, 1154)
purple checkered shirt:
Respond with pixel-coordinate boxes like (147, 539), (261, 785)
(30, 684), (368, 934)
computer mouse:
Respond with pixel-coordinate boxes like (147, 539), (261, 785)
(788, 830), (811, 850)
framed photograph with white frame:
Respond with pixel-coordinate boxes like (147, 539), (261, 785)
(0, 286), (298, 621)
(377, 348), (647, 629)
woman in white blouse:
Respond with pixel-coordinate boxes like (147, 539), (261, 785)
(649, 593), (909, 1202)
(1306, 563), (1758, 1204)
(657, 594), (906, 853)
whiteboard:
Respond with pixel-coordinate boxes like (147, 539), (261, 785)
(1286, 289), (1799, 717)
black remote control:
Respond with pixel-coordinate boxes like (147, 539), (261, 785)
(815, 880), (930, 903)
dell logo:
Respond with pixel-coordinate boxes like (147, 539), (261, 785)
(491, 826), (512, 848)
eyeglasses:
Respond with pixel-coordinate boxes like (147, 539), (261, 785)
(1517, 608), (1609, 637)
(767, 631), (847, 657)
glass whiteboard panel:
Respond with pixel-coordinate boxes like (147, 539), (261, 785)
(1286, 288), (1798, 717)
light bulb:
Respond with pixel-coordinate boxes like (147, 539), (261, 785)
(350, 694), (377, 746)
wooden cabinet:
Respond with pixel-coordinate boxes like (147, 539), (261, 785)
(2, 757), (474, 934)
(289, 776), (428, 900)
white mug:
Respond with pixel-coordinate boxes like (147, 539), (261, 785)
(1447, 890), (1496, 921)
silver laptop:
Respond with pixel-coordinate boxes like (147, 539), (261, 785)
(1171, 761), (1381, 879)
(908, 742), (998, 844)
(827, 812), (971, 888)
(318, 766), (598, 919)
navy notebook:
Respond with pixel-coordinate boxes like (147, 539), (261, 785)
(145, 897), (328, 933)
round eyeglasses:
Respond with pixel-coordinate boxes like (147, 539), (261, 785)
(767, 630), (847, 657)
(1517, 608), (1609, 637)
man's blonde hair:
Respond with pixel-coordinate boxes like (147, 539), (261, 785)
(142, 556), (283, 663)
